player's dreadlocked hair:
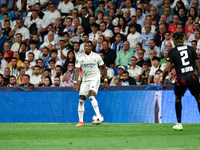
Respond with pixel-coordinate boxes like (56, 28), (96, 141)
(172, 32), (185, 44)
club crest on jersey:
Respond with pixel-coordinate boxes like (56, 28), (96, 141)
(94, 59), (96, 62)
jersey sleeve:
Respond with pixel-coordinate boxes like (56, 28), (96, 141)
(75, 57), (81, 68)
(97, 54), (104, 66)
(167, 49), (173, 63)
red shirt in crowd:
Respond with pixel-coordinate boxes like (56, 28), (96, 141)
(184, 24), (194, 40)
(3, 50), (14, 63)
(168, 23), (180, 34)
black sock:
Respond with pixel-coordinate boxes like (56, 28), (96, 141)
(176, 102), (182, 123)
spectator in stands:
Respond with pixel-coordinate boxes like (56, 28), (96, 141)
(48, 59), (56, 77)
(184, 16), (195, 40)
(100, 69), (111, 86)
(8, 52), (23, 68)
(43, 2), (61, 26)
(141, 62), (150, 85)
(178, 7), (187, 27)
(7, 76), (19, 87)
(58, 0), (74, 17)
(0, 73), (6, 86)
(143, 1), (152, 16)
(40, 31), (58, 50)
(0, 28), (8, 51)
(168, 14), (180, 34)
(110, 25), (127, 44)
(161, 31), (174, 55)
(42, 76), (52, 86)
(11, 33), (22, 52)
(81, 7), (91, 34)
(137, 24), (154, 49)
(154, 24), (166, 47)
(27, 52), (36, 69)
(44, 68), (51, 78)
(50, 50), (62, 66)
(136, 49), (145, 67)
(142, 15), (156, 34)
(73, 42), (81, 58)
(113, 77), (122, 86)
(0, 61), (3, 74)
(79, 34), (89, 52)
(3, 42), (13, 63)
(191, 40), (198, 53)
(89, 23), (99, 43)
(0, 4), (12, 22)
(26, 40), (41, 61)
(57, 40), (68, 60)
(2, 19), (12, 43)
(95, 35), (105, 53)
(127, 56), (143, 85)
(160, 0), (174, 16)
(124, 9), (131, 24)
(62, 62), (76, 86)
(103, 15), (114, 34)
(83, 0), (95, 16)
(20, 74), (31, 87)
(157, 15), (169, 32)
(9, 19), (30, 43)
(144, 39), (161, 61)
(192, 0), (200, 16)
(165, 65), (176, 85)
(145, 49), (156, 67)
(63, 32), (73, 50)
(23, 60), (33, 77)
(51, 75), (62, 86)
(150, 6), (160, 26)
(96, 21), (113, 42)
(3, 67), (10, 86)
(99, 40), (116, 68)
(160, 50), (169, 69)
(129, 16), (141, 33)
(41, 47), (51, 68)
(122, 71), (136, 85)
(26, 0), (48, 12)
(176, 24), (183, 33)
(10, 57), (18, 77)
(28, 34), (42, 50)
(127, 24), (141, 50)
(19, 42), (27, 62)
(96, 11), (104, 24)
(116, 41), (134, 67)
(16, 66), (25, 85)
(118, 0), (135, 17)
(0, 51), (8, 70)
(95, 1), (108, 18)
(163, 7), (173, 24)
(136, 8), (145, 28)
(25, 10), (47, 36)
(118, 17), (129, 36)
(63, 18), (75, 38)
(109, 66), (125, 86)
(32, 59), (45, 75)
(188, 25), (200, 42)
(70, 25), (84, 43)
(30, 65), (43, 87)
(148, 57), (164, 85)
(14, 0), (26, 13)
(72, 17), (80, 36)
(110, 33), (124, 55)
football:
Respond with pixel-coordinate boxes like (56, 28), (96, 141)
(92, 114), (104, 125)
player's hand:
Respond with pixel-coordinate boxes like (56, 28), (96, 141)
(73, 83), (78, 91)
(104, 81), (108, 89)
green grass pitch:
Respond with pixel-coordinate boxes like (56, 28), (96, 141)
(0, 123), (200, 150)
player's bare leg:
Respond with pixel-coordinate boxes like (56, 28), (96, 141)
(76, 95), (86, 127)
(173, 95), (183, 131)
(89, 90), (101, 122)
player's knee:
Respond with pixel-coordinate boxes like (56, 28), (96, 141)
(88, 90), (95, 97)
(79, 99), (85, 105)
(175, 95), (181, 102)
(79, 95), (86, 100)
(89, 96), (95, 101)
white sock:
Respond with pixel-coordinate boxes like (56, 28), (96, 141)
(89, 96), (100, 116)
(78, 99), (85, 122)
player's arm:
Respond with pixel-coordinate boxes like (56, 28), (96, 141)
(100, 64), (108, 89)
(161, 62), (172, 84)
(73, 67), (81, 91)
(194, 59), (200, 77)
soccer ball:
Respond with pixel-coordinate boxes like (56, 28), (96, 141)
(92, 114), (104, 125)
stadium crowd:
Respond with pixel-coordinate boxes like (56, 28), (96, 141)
(0, 0), (199, 87)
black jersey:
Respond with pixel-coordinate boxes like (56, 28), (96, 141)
(167, 45), (199, 85)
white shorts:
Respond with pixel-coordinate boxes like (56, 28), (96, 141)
(79, 79), (100, 97)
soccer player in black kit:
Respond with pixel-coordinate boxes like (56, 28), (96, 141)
(161, 32), (200, 131)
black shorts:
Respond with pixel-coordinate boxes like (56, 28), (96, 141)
(174, 80), (200, 97)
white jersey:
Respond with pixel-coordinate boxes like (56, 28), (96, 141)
(75, 52), (104, 82)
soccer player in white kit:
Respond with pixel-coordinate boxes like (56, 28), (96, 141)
(73, 41), (108, 127)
